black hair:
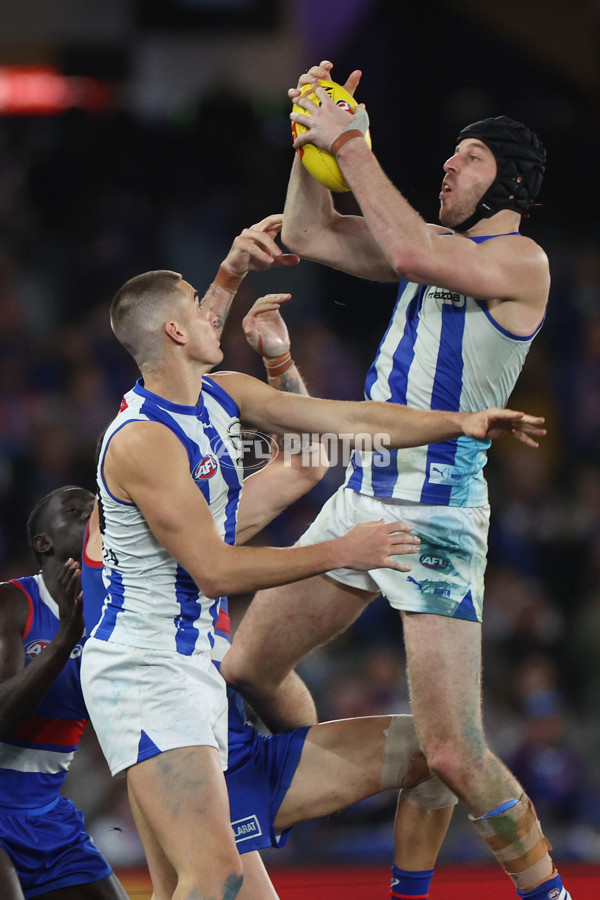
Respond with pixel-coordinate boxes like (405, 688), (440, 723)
(26, 486), (80, 565)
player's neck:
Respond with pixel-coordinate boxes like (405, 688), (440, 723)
(141, 363), (209, 407)
(464, 209), (521, 238)
(40, 561), (65, 601)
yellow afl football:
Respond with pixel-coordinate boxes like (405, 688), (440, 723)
(291, 79), (372, 192)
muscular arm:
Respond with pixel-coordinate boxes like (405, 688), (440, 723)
(234, 425), (327, 547)
(0, 576), (83, 739)
(103, 424), (413, 600)
(333, 137), (549, 310)
(282, 154), (396, 282)
(218, 371), (545, 451)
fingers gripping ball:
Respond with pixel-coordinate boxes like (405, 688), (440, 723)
(291, 79), (372, 192)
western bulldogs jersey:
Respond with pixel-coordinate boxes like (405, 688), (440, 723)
(93, 376), (243, 655)
(0, 574), (87, 810)
(346, 234), (544, 507)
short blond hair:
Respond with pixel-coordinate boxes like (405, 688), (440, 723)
(110, 270), (184, 369)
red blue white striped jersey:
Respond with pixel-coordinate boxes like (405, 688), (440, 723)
(0, 574), (87, 810)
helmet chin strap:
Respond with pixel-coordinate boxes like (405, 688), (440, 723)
(453, 198), (499, 233)
(453, 116), (546, 233)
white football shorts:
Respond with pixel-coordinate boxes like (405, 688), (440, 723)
(297, 486), (490, 622)
(81, 637), (228, 776)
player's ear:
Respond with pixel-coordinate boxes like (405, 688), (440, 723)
(164, 319), (186, 345)
(33, 533), (53, 555)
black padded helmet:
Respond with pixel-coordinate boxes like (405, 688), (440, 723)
(453, 115), (546, 231)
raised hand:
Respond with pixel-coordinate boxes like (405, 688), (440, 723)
(56, 558), (84, 642)
(462, 408), (547, 448)
(290, 87), (369, 155)
(243, 293), (292, 359)
(221, 214), (300, 279)
(338, 520), (420, 572)
(288, 60), (362, 99)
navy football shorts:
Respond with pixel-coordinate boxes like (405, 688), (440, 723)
(226, 726), (310, 853)
(0, 796), (112, 898)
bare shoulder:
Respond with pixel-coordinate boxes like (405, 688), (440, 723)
(104, 420), (190, 500)
(107, 419), (178, 461)
(209, 370), (273, 409)
(0, 581), (30, 634)
(483, 232), (549, 297)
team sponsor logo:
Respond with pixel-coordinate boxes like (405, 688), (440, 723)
(407, 576), (452, 599)
(232, 814), (262, 843)
(119, 397), (128, 413)
(428, 463), (464, 485)
(24, 639), (50, 659)
(420, 553), (448, 571)
(193, 455), (218, 480)
(25, 639), (83, 660)
(429, 287), (463, 306)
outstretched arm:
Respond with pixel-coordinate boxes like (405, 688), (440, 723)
(218, 370), (546, 451)
(201, 213), (301, 336)
(103, 423), (422, 600)
(0, 563), (84, 738)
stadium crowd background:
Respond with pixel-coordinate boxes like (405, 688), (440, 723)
(0, 0), (599, 875)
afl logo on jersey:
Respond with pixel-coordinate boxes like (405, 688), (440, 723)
(420, 554), (448, 571)
(24, 639), (50, 659)
(193, 455), (218, 480)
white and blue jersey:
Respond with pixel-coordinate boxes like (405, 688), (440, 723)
(0, 574), (87, 810)
(93, 376), (244, 655)
(345, 233), (544, 507)
(82, 543), (307, 852)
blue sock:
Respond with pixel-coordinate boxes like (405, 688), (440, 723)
(517, 872), (565, 899)
(391, 865), (434, 899)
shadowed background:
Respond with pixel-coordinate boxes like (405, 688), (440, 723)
(0, 0), (599, 876)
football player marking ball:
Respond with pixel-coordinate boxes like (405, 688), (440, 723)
(291, 79), (372, 193)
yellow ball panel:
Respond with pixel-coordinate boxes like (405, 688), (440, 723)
(291, 79), (372, 193)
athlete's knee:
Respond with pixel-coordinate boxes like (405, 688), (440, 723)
(179, 870), (243, 900)
(402, 761), (459, 812)
(381, 716), (459, 810)
(420, 722), (490, 786)
(210, 848), (245, 899)
(221, 650), (280, 694)
(424, 742), (486, 796)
